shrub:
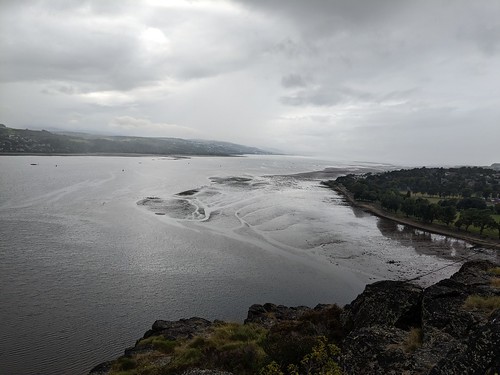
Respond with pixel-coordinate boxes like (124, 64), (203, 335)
(299, 336), (342, 375)
(115, 356), (137, 371)
(298, 305), (344, 343)
(137, 335), (177, 354)
(404, 328), (422, 352)
(263, 320), (319, 366)
(489, 267), (500, 276)
(260, 337), (342, 375)
(166, 322), (268, 374)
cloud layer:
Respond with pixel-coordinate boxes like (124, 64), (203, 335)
(1, 0), (499, 165)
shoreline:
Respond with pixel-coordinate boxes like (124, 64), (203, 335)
(0, 152), (238, 157)
(330, 184), (500, 250)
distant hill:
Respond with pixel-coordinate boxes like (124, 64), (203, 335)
(0, 124), (270, 156)
(490, 163), (500, 171)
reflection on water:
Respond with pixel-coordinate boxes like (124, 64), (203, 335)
(376, 219), (479, 260)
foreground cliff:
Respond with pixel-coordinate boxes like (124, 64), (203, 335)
(90, 261), (500, 375)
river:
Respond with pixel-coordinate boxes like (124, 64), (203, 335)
(0, 155), (497, 375)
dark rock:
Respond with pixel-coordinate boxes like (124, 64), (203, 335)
(177, 189), (199, 196)
(145, 317), (213, 340)
(342, 325), (423, 375)
(421, 278), (478, 339)
(429, 309), (500, 375)
(244, 303), (325, 328)
(342, 280), (423, 331)
(421, 260), (499, 341)
(181, 370), (234, 375)
(88, 361), (113, 374)
(450, 260), (498, 286)
(124, 345), (155, 357)
(341, 260), (500, 374)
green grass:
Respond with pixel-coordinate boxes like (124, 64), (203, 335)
(108, 318), (346, 375)
(404, 328), (423, 352)
(465, 225), (498, 239)
(463, 295), (500, 314)
(408, 193), (442, 204)
(165, 322), (268, 374)
(111, 357), (137, 373)
(137, 336), (177, 353)
(489, 267), (500, 276)
(489, 268), (500, 288)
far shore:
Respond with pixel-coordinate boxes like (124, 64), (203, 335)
(0, 152), (248, 158)
(330, 184), (500, 250)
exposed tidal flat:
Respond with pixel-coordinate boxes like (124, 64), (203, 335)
(0, 155), (498, 375)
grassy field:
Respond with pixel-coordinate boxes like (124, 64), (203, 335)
(392, 210), (499, 240)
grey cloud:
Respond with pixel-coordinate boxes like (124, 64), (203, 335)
(457, 23), (500, 56)
(281, 74), (307, 88)
(1, 0), (499, 165)
(281, 89), (340, 107)
(281, 86), (375, 107)
(0, 0), (273, 91)
(235, 0), (403, 36)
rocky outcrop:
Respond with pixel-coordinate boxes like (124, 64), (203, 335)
(90, 260), (500, 374)
(342, 260), (500, 374)
(342, 280), (423, 331)
(244, 303), (332, 328)
(123, 317), (213, 357)
(145, 317), (213, 340)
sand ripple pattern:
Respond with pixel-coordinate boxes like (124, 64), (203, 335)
(137, 175), (340, 253)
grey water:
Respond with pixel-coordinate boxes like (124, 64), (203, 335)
(0, 155), (498, 375)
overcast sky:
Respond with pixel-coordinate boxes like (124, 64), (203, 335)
(1, 0), (499, 165)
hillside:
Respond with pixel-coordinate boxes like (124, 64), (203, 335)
(0, 124), (269, 156)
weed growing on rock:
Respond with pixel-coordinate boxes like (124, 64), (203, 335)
(464, 295), (500, 314)
(404, 328), (423, 352)
(259, 336), (341, 375)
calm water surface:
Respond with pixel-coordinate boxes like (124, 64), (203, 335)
(0, 155), (497, 375)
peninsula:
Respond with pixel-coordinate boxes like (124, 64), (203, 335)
(322, 166), (500, 249)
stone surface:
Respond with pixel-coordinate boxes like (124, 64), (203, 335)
(342, 325), (422, 375)
(342, 280), (423, 331)
(428, 309), (500, 375)
(145, 317), (213, 340)
(181, 370), (234, 375)
(341, 260), (500, 374)
(244, 303), (318, 328)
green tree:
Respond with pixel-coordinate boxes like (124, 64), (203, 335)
(438, 205), (457, 226)
(473, 210), (496, 235)
(490, 221), (500, 239)
(380, 192), (402, 213)
(401, 198), (416, 218)
(458, 209), (479, 232)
